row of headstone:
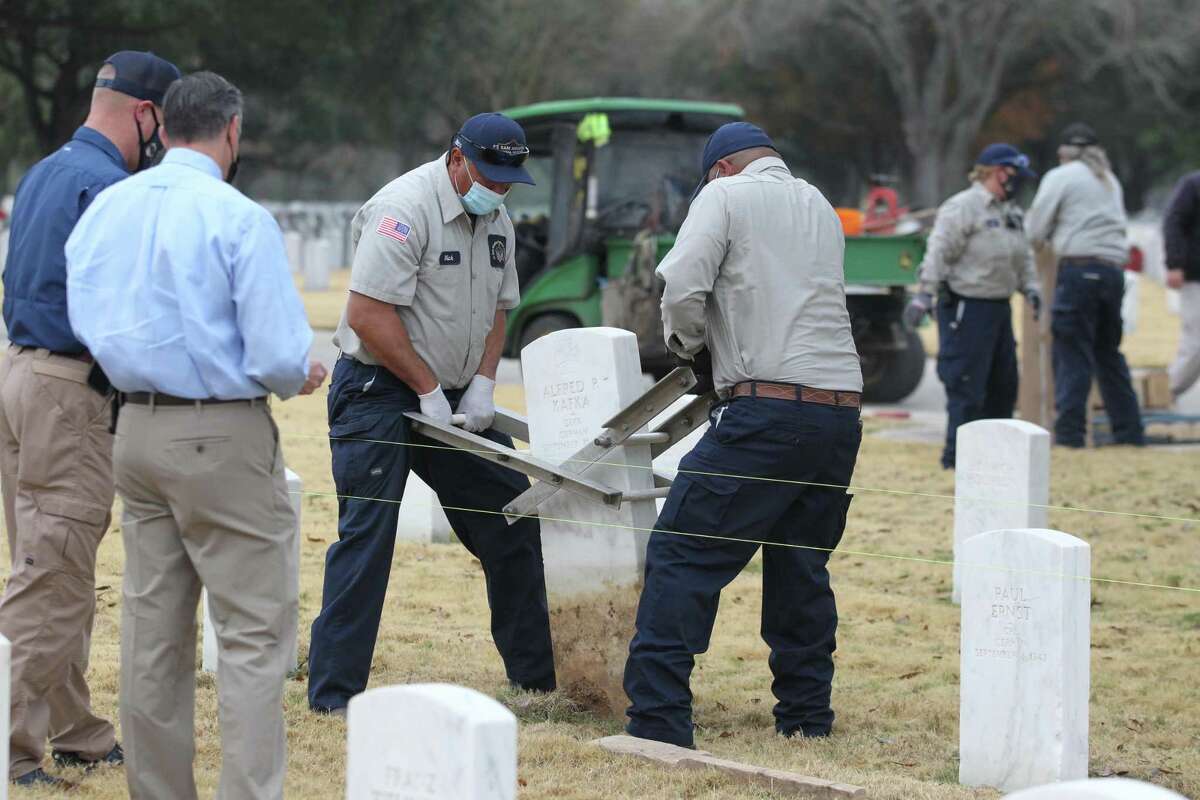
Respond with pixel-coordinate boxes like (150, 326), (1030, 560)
(303, 237), (335, 291)
(202, 468), (303, 673)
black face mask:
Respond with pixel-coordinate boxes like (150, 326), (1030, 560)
(135, 108), (163, 172)
(1002, 172), (1024, 199)
(225, 129), (240, 184)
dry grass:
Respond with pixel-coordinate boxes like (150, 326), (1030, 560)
(3, 387), (1198, 799)
(917, 276), (1182, 369)
(296, 269), (351, 331)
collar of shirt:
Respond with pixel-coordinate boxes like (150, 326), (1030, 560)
(969, 180), (1003, 208)
(739, 156), (790, 176)
(435, 151), (498, 225)
(161, 147), (224, 180)
(72, 126), (127, 174)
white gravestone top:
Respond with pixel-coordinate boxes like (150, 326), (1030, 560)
(345, 683), (516, 800)
(953, 419), (1050, 603)
(304, 237), (333, 291)
(1005, 777), (1188, 799)
(959, 528), (1090, 793)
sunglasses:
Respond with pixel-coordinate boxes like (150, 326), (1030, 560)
(455, 134), (530, 167)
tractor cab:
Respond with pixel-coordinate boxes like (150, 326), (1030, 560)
(500, 98), (743, 364)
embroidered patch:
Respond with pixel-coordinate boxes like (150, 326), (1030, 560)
(488, 234), (507, 268)
(439, 250), (461, 266)
(376, 216), (411, 243)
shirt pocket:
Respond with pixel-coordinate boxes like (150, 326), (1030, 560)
(416, 260), (466, 320)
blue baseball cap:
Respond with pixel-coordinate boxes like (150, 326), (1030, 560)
(95, 51), (181, 106)
(453, 113), (535, 186)
(693, 121), (776, 199)
(977, 143), (1037, 178)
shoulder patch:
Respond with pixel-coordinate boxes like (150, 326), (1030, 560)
(488, 234), (507, 268)
(376, 216), (411, 243)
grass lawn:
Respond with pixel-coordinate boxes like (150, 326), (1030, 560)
(4, 388), (1197, 799)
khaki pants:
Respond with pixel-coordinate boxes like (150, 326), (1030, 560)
(115, 401), (296, 800)
(0, 345), (117, 778)
(1169, 282), (1200, 398)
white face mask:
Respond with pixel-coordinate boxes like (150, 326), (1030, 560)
(458, 159), (507, 215)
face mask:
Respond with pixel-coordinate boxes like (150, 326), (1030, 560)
(459, 160), (507, 215)
(226, 128), (240, 184)
(1002, 171), (1024, 199)
(135, 107), (163, 172)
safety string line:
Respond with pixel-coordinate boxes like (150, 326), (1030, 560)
(282, 432), (1200, 526)
(291, 487), (1200, 596)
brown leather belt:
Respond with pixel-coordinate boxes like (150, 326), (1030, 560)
(732, 381), (861, 408)
(1059, 256), (1123, 269)
(121, 392), (265, 408)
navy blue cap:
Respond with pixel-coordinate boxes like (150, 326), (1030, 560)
(693, 122), (776, 199)
(977, 143), (1037, 178)
(453, 113), (535, 186)
(95, 51), (181, 106)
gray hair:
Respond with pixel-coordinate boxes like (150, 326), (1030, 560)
(163, 71), (243, 142)
(1058, 143), (1113, 184)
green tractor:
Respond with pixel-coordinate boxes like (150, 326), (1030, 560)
(501, 98), (928, 403)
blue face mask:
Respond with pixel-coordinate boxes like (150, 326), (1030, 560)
(459, 161), (508, 215)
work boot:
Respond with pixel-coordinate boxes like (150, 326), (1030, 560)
(12, 767), (76, 789)
(52, 742), (124, 770)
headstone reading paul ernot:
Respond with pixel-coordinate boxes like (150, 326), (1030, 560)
(953, 419), (1050, 604)
(203, 468), (303, 673)
(959, 528), (1090, 793)
(284, 230), (305, 275)
(0, 633), (10, 800)
(522, 328), (657, 715)
(346, 683), (516, 800)
(303, 237), (333, 291)
(1004, 777), (1188, 799)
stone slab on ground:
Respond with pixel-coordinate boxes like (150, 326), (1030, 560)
(1005, 777), (1187, 798)
(595, 735), (866, 798)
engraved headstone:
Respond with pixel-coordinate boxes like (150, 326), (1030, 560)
(396, 473), (456, 544)
(1005, 777), (1188, 799)
(522, 328), (657, 715)
(953, 419), (1050, 603)
(203, 468), (303, 672)
(345, 683), (516, 800)
(960, 528), (1090, 793)
(0, 633), (10, 799)
(284, 230), (305, 275)
(303, 237), (333, 291)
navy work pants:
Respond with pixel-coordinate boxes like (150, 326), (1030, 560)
(1051, 261), (1144, 447)
(936, 295), (1018, 468)
(623, 396), (861, 748)
(307, 357), (555, 711)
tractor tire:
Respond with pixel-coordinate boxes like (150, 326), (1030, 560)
(861, 329), (926, 404)
(516, 312), (580, 355)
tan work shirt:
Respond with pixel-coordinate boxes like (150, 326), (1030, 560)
(656, 157), (863, 394)
(333, 155), (521, 389)
(917, 182), (1039, 300)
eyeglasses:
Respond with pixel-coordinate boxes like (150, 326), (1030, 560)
(454, 134), (530, 167)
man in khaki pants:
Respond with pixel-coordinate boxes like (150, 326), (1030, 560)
(65, 71), (326, 799)
(0, 50), (180, 788)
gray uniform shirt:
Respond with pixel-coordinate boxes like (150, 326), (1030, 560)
(333, 156), (521, 389)
(1026, 160), (1129, 264)
(656, 157), (863, 394)
(917, 182), (1038, 300)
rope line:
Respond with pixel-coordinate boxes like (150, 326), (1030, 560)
(283, 432), (1200, 526)
(290, 488), (1200, 596)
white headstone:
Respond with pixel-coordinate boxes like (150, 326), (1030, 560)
(1005, 777), (1188, 799)
(346, 683), (516, 800)
(0, 633), (10, 800)
(522, 328), (657, 714)
(953, 419), (1050, 604)
(303, 238), (333, 291)
(203, 468), (303, 673)
(959, 528), (1090, 793)
(396, 473), (456, 544)
(284, 231), (305, 275)
(0, 230), (9, 277)
(649, 396), (709, 513)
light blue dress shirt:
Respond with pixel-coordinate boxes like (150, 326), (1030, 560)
(65, 148), (312, 399)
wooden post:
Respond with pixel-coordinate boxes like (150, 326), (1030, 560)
(1019, 249), (1057, 429)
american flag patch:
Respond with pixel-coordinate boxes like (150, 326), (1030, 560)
(376, 216), (411, 243)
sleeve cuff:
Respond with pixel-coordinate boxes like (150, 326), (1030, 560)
(349, 280), (413, 307)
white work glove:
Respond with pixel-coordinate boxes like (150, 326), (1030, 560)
(418, 384), (453, 425)
(456, 375), (496, 433)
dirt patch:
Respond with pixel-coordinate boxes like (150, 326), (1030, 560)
(548, 583), (643, 718)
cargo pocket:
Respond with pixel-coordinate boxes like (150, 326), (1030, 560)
(31, 494), (109, 578)
(658, 472), (740, 539)
(328, 412), (387, 496)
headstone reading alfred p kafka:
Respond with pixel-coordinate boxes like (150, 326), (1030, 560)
(959, 528), (1091, 793)
(346, 683), (516, 800)
(522, 328), (658, 715)
(953, 419), (1050, 604)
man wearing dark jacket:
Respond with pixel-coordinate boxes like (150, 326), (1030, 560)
(1163, 170), (1200, 400)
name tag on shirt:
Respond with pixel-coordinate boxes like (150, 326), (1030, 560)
(985, 218), (1002, 229)
(488, 235), (507, 269)
(439, 251), (461, 266)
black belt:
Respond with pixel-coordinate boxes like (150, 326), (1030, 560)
(121, 392), (265, 408)
(1059, 256), (1123, 269)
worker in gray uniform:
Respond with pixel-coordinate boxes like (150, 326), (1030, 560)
(905, 143), (1042, 468)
